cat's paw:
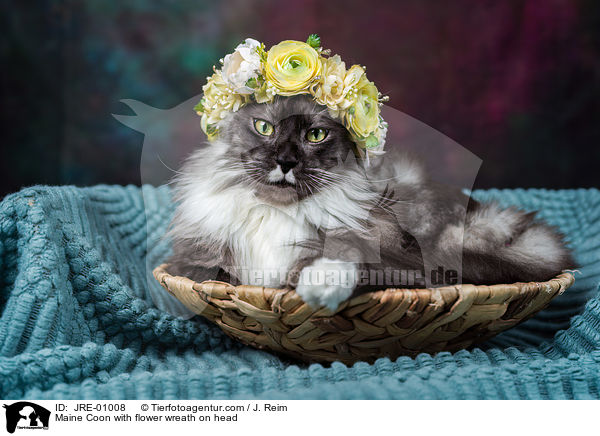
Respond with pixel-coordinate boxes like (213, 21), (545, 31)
(295, 258), (358, 311)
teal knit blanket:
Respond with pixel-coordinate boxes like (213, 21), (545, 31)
(1, 185), (599, 399)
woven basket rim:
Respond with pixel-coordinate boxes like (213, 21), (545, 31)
(153, 263), (575, 315)
(153, 264), (575, 363)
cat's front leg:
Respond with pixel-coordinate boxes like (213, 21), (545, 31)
(293, 258), (359, 311)
(167, 238), (232, 283)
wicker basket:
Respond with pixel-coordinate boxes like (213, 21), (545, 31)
(153, 264), (574, 365)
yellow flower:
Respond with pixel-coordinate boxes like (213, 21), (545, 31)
(345, 75), (380, 139)
(265, 40), (322, 95)
(311, 56), (365, 110)
(193, 36), (388, 153)
(199, 72), (249, 136)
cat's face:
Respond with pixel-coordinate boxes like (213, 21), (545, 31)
(217, 95), (359, 205)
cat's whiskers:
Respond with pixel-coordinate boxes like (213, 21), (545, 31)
(309, 168), (417, 206)
(156, 154), (197, 177)
(304, 173), (336, 191)
(307, 169), (373, 193)
(301, 178), (316, 197)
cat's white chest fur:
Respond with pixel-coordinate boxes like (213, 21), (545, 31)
(229, 202), (314, 286)
(174, 161), (376, 307)
(178, 183), (316, 286)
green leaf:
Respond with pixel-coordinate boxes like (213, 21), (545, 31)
(245, 77), (258, 89)
(365, 134), (379, 148)
(193, 99), (205, 112)
(306, 34), (321, 49)
(206, 124), (218, 135)
(256, 43), (268, 62)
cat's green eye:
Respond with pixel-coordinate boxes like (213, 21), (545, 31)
(306, 128), (328, 143)
(254, 119), (274, 136)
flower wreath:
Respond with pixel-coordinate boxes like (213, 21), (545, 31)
(195, 34), (389, 158)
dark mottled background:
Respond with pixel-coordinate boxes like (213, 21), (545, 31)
(2, 0), (599, 198)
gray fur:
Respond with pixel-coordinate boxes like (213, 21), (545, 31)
(167, 95), (575, 302)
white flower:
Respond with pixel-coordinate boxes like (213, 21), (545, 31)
(310, 56), (364, 110)
(221, 38), (262, 94)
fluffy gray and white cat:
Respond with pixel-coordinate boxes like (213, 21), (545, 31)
(166, 95), (575, 310)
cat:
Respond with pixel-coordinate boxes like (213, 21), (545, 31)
(166, 95), (575, 310)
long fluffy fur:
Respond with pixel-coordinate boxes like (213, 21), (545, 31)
(167, 95), (575, 309)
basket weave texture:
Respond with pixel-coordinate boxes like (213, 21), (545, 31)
(153, 264), (574, 365)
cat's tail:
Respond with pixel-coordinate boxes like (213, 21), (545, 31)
(460, 203), (576, 285)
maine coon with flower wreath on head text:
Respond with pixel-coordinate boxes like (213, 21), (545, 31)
(195, 34), (389, 162)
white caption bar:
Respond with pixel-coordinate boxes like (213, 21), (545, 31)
(0, 399), (595, 435)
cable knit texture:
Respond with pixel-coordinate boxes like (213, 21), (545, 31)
(0, 185), (599, 399)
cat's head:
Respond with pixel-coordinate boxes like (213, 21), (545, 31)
(214, 95), (363, 205)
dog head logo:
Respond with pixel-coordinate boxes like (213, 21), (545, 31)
(3, 402), (50, 433)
